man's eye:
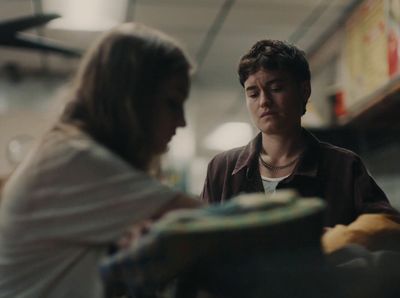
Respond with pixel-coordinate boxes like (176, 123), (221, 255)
(270, 86), (283, 92)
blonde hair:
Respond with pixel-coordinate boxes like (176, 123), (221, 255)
(62, 23), (193, 170)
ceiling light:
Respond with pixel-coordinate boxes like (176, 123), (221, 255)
(43, 0), (127, 31)
(204, 122), (254, 151)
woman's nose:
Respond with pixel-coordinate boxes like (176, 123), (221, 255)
(177, 111), (186, 128)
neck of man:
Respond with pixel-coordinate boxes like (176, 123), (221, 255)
(260, 125), (304, 164)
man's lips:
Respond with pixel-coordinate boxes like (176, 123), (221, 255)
(260, 111), (276, 118)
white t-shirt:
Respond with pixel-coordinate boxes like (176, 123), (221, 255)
(261, 175), (289, 199)
(0, 123), (178, 298)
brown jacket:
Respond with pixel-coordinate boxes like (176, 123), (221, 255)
(201, 129), (399, 226)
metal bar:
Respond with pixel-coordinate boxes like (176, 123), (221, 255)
(195, 0), (236, 69)
(125, 0), (137, 22)
(289, 0), (332, 44)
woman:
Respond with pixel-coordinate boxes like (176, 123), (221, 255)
(0, 23), (201, 298)
(201, 39), (399, 226)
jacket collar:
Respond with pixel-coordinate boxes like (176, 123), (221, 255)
(232, 133), (261, 175)
(231, 128), (320, 178)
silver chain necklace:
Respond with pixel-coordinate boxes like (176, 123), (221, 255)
(259, 154), (299, 172)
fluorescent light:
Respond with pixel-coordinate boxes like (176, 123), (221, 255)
(43, 0), (127, 31)
(204, 122), (253, 151)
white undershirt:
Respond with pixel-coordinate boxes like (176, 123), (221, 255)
(261, 174), (290, 199)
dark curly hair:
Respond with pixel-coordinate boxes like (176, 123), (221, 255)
(238, 39), (310, 85)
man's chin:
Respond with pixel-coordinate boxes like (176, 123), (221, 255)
(260, 125), (278, 135)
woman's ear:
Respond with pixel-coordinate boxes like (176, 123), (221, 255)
(301, 80), (311, 100)
(299, 81), (311, 115)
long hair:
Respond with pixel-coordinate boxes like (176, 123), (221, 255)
(61, 23), (193, 170)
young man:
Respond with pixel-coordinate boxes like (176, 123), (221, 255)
(201, 39), (399, 226)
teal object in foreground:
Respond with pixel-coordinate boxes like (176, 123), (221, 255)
(100, 190), (326, 296)
(151, 190), (325, 233)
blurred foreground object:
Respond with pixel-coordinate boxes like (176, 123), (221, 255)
(322, 213), (400, 254)
(322, 214), (400, 298)
(101, 190), (328, 298)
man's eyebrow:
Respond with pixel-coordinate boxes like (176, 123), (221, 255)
(265, 78), (285, 85)
(245, 78), (286, 92)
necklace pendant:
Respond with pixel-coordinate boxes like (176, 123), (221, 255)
(259, 154), (298, 172)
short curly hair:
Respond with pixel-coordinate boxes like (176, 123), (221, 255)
(238, 39), (311, 87)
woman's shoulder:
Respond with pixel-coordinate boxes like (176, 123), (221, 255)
(27, 124), (92, 168)
(46, 122), (93, 150)
(23, 122), (130, 180)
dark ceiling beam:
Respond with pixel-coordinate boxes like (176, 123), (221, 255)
(0, 13), (59, 33)
(195, 0), (236, 70)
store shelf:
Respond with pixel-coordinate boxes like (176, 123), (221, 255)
(338, 74), (400, 129)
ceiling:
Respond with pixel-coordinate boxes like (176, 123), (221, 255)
(0, 0), (363, 156)
(0, 0), (361, 82)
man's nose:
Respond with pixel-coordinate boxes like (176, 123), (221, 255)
(259, 90), (271, 107)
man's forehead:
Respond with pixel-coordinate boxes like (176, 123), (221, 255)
(244, 69), (290, 85)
